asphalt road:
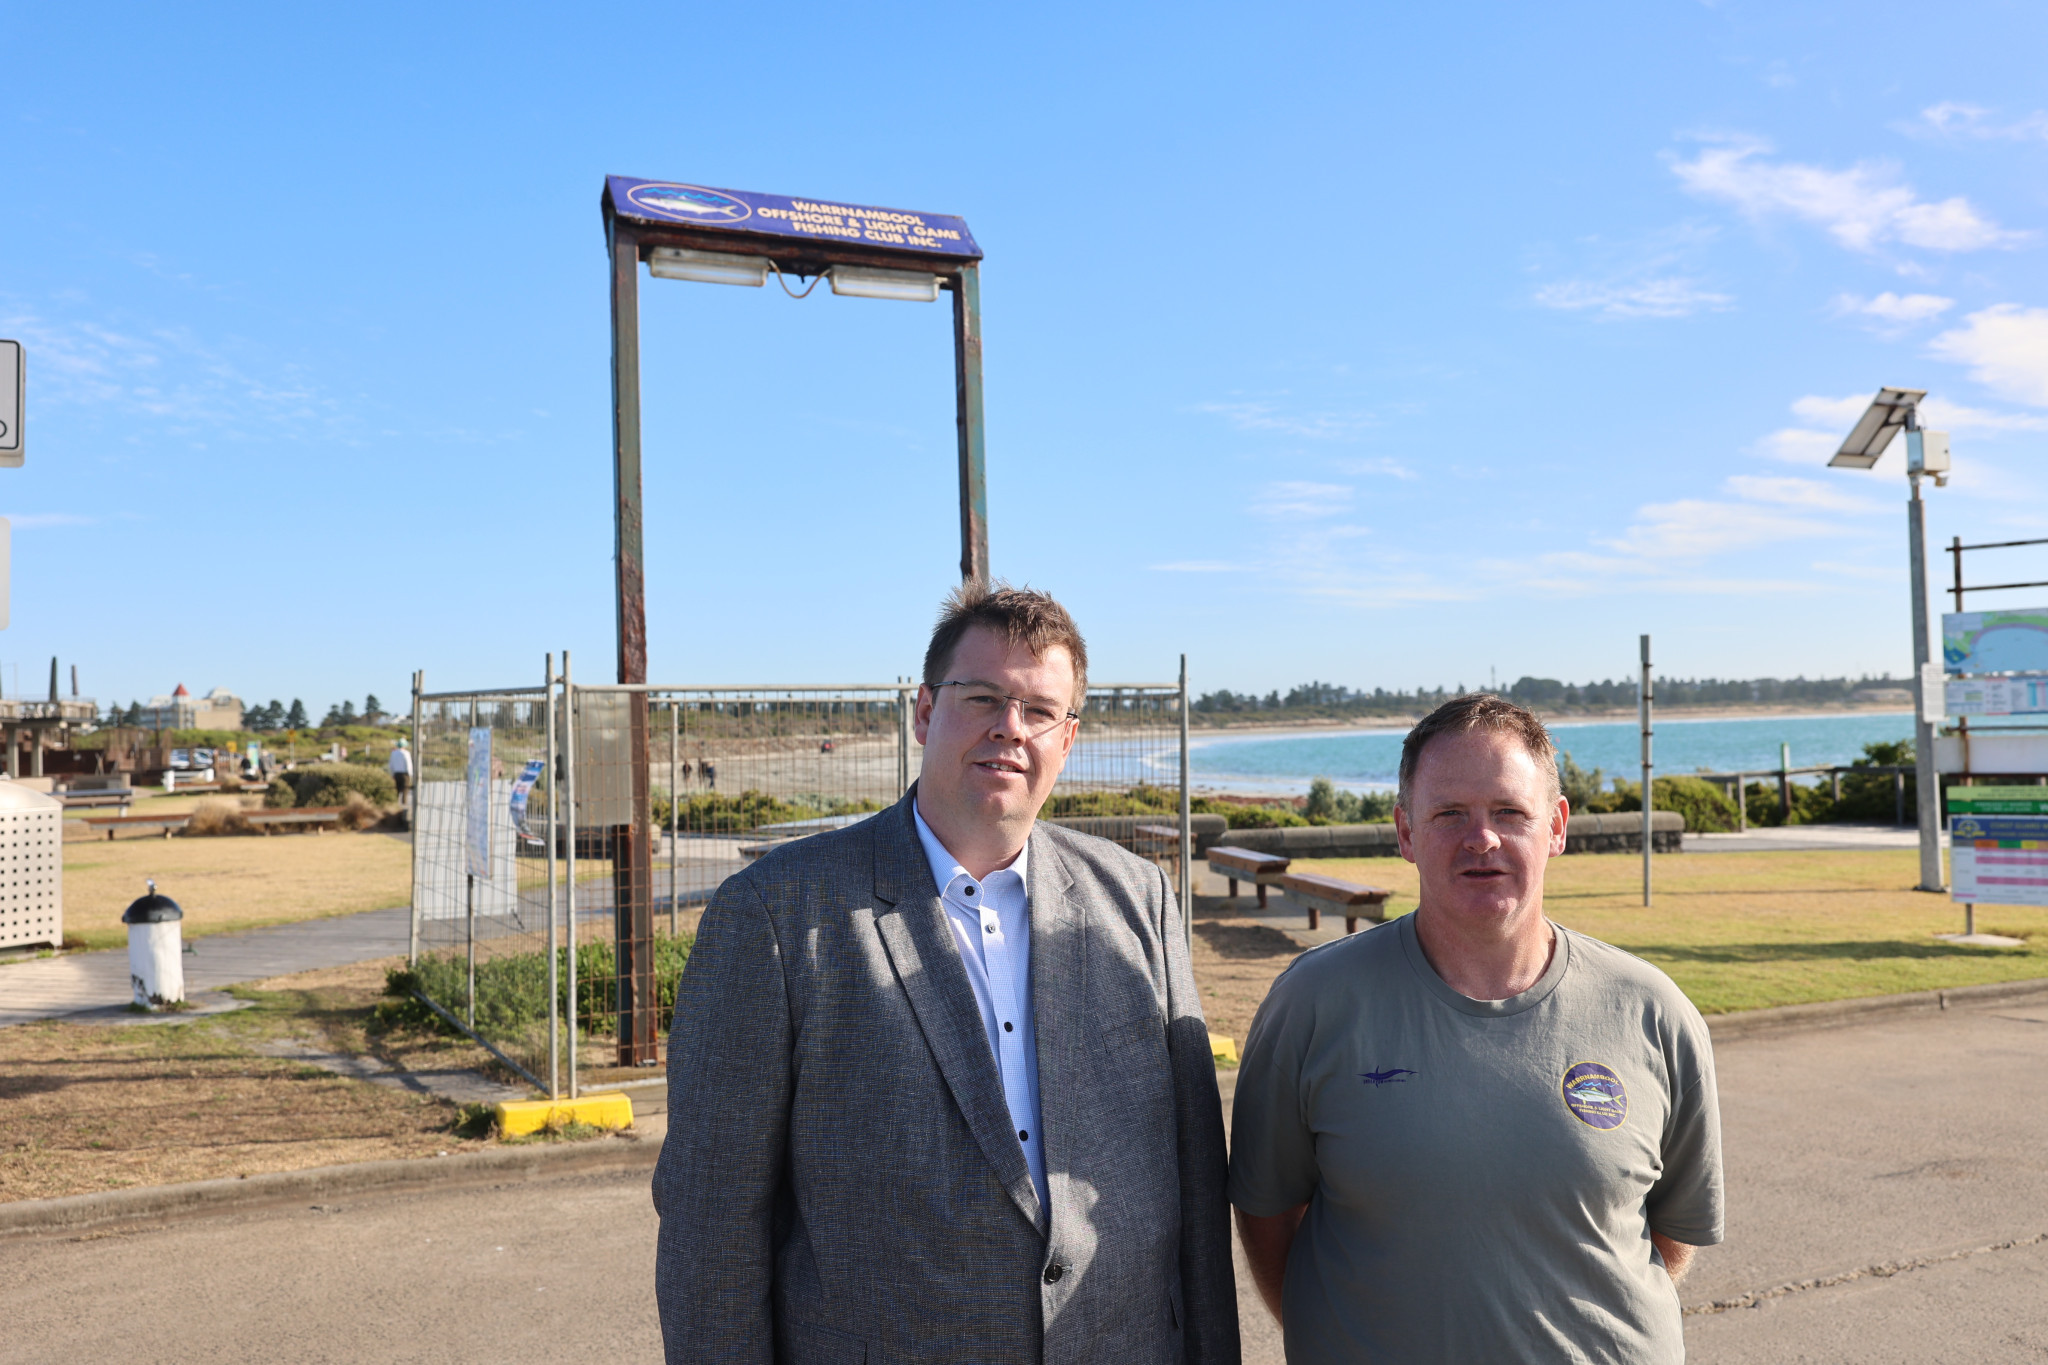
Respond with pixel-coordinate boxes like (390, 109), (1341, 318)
(5, 994), (2044, 1364)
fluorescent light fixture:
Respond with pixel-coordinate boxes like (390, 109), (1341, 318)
(828, 265), (941, 302)
(647, 247), (768, 287)
(1829, 386), (1926, 468)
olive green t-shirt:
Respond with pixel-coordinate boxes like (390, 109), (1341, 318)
(1228, 913), (1723, 1364)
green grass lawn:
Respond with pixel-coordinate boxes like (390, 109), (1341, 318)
(1295, 848), (2048, 1016)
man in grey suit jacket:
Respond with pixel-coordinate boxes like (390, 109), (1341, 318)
(655, 583), (1238, 1364)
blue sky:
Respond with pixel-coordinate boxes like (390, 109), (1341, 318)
(3, 2), (2047, 711)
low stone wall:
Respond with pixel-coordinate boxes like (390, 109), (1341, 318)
(1210, 811), (1684, 859)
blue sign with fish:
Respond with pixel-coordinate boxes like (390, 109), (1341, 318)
(606, 176), (981, 260)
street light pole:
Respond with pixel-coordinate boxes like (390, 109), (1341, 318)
(1905, 444), (1945, 892)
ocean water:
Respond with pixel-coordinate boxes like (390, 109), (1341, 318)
(1186, 711), (1919, 794)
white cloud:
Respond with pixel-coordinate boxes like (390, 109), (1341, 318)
(1724, 475), (1885, 513)
(1, 512), (97, 529)
(1333, 456), (1418, 480)
(1833, 291), (1954, 329)
(1791, 393), (1872, 428)
(1929, 305), (2048, 406)
(1756, 427), (1840, 466)
(1918, 398), (2048, 433)
(1919, 103), (2048, 142)
(1670, 137), (2024, 253)
(1193, 401), (1371, 440)
(1252, 481), (1353, 519)
(1533, 277), (1732, 319)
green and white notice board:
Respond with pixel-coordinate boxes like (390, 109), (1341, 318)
(1948, 786), (2048, 907)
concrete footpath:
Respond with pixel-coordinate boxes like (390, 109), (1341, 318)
(0, 907), (409, 1027)
(5, 989), (2046, 1363)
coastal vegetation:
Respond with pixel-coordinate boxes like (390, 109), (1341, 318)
(1193, 674), (1912, 723)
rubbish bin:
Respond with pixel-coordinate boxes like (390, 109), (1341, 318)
(123, 880), (185, 1009)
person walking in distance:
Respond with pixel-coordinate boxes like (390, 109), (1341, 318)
(387, 738), (413, 805)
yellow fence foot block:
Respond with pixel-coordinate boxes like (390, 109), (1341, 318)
(494, 1091), (635, 1137)
(1209, 1033), (1239, 1065)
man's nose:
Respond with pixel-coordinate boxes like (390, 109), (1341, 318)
(986, 697), (1028, 737)
(1461, 820), (1504, 853)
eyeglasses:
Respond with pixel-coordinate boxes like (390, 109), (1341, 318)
(932, 682), (1080, 739)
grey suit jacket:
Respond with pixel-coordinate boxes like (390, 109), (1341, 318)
(654, 787), (1239, 1365)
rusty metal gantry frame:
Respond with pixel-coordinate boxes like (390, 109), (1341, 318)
(600, 187), (989, 1064)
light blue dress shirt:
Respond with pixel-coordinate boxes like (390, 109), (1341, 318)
(912, 804), (1048, 1215)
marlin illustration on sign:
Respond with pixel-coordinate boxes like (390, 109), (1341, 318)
(1360, 1068), (1417, 1086)
(634, 185), (749, 220)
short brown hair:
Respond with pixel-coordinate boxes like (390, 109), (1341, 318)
(1396, 694), (1559, 811)
(923, 581), (1089, 708)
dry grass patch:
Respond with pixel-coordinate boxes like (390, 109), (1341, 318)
(61, 833), (411, 951)
(1296, 847), (2048, 1014)
(0, 965), (485, 1204)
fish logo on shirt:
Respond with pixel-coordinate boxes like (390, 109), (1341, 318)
(1560, 1061), (1629, 1130)
(1359, 1068), (1417, 1086)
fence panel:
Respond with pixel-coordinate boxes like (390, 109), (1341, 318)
(412, 673), (1188, 1095)
(409, 688), (561, 1096)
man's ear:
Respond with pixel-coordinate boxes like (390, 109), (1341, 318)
(912, 685), (935, 746)
(1393, 802), (1417, 865)
(1549, 794), (1570, 857)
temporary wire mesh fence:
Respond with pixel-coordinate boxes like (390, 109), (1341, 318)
(407, 687), (563, 1096)
(410, 669), (1189, 1095)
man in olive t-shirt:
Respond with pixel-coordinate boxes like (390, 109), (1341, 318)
(1229, 695), (1723, 1363)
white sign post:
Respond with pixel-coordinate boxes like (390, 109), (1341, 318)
(0, 340), (20, 467)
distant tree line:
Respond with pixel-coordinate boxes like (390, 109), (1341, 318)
(96, 693), (393, 732)
(1193, 674), (1913, 718)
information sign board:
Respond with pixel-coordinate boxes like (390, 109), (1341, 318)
(0, 340), (21, 467)
(605, 176), (981, 261)
(1944, 607), (2048, 674)
(1948, 786), (2048, 906)
(1945, 674), (2048, 717)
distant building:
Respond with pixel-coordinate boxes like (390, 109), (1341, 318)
(139, 684), (245, 731)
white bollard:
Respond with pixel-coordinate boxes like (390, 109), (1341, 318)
(123, 880), (185, 1009)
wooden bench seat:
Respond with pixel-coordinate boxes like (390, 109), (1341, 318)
(1207, 846), (1291, 908)
(83, 814), (191, 840)
(243, 807), (345, 834)
(1276, 871), (1393, 935)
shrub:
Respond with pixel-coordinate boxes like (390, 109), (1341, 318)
(334, 790), (385, 831)
(1831, 738), (1917, 824)
(387, 934), (696, 1040)
(651, 789), (879, 832)
(1604, 776), (1740, 833)
(1045, 786), (1178, 818)
(1192, 799), (1309, 829)
(1301, 777), (1396, 825)
(1558, 752), (1624, 814)
(264, 779), (299, 809)
(287, 763), (396, 808)
(182, 798), (251, 837)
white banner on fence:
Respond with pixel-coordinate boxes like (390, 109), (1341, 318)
(417, 779), (519, 920)
(465, 727), (493, 880)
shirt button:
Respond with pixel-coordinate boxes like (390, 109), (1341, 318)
(1003, 1021), (1014, 1032)
(1043, 1262), (1064, 1284)
(984, 923), (994, 934)
(965, 885), (976, 896)
(1018, 1129), (1029, 1142)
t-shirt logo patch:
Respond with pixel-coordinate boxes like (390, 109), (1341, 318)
(1560, 1061), (1628, 1130)
(1359, 1068), (1417, 1087)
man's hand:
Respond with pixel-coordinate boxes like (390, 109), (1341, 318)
(1652, 1231), (1697, 1282)
(1236, 1204), (1307, 1325)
